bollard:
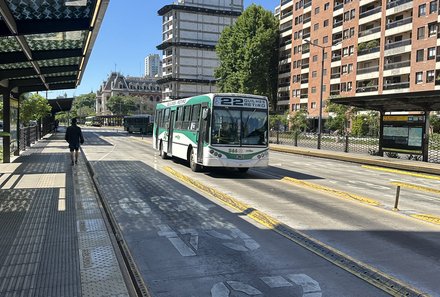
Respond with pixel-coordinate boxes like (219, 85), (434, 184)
(394, 185), (401, 210)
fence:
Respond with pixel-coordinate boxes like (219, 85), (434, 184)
(270, 131), (440, 164)
(19, 125), (40, 152)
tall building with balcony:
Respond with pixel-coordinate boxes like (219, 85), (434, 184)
(277, 0), (440, 125)
(157, 0), (243, 100)
(145, 54), (162, 78)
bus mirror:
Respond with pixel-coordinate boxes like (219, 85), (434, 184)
(202, 109), (209, 120)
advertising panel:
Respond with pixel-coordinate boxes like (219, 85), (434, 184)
(382, 115), (425, 154)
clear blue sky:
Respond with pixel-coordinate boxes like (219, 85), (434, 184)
(48, 0), (277, 98)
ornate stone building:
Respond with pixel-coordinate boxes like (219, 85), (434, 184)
(96, 72), (162, 115)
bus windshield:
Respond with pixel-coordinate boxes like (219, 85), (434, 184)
(211, 108), (267, 146)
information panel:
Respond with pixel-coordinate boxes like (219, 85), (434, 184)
(382, 115), (425, 154)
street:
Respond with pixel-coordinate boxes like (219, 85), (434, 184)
(81, 127), (440, 296)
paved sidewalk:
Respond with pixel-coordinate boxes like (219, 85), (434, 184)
(270, 143), (440, 175)
(0, 132), (130, 297)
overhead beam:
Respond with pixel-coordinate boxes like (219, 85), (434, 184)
(0, 18), (90, 37)
(0, 65), (79, 80)
(16, 82), (76, 93)
(0, 48), (83, 64)
(0, 0), (18, 34)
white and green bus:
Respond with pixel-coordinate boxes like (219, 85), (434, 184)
(153, 93), (269, 172)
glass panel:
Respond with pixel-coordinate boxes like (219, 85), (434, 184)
(0, 62), (32, 70)
(6, 0), (92, 20)
(211, 109), (241, 145)
(26, 31), (87, 51)
(45, 71), (77, 77)
(242, 110), (268, 145)
(36, 57), (81, 67)
(0, 37), (22, 53)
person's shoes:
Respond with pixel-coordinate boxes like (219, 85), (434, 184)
(75, 160), (78, 165)
(71, 161), (74, 166)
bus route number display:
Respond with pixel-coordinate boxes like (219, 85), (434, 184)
(382, 115), (425, 154)
(214, 97), (267, 109)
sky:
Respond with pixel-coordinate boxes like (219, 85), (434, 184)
(48, 0), (277, 98)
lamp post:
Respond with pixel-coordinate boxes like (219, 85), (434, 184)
(304, 39), (330, 149)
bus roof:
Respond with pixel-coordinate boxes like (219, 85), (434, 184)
(157, 93), (268, 109)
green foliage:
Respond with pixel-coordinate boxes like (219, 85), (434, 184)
(366, 39), (379, 49)
(289, 110), (309, 132)
(71, 92), (96, 118)
(0, 101), (3, 120)
(20, 93), (52, 125)
(106, 95), (137, 115)
(325, 99), (350, 134)
(215, 4), (279, 110)
(430, 114), (440, 133)
(269, 113), (288, 131)
(351, 112), (379, 137)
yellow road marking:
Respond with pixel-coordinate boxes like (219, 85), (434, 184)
(391, 181), (440, 195)
(163, 166), (424, 296)
(410, 214), (440, 225)
(282, 176), (381, 206)
(362, 165), (440, 181)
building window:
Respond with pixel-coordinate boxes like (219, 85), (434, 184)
(314, 23), (319, 31)
(347, 81), (352, 91)
(419, 4), (427, 17)
(341, 82), (347, 92)
(428, 23), (437, 36)
(311, 87), (317, 93)
(342, 47), (348, 56)
(311, 102), (317, 109)
(417, 27), (425, 40)
(349, 45), (354, 55)
(323, 69), (327, 75)
(347, 64), (353, 74)
(323, 36), (328, 44)
(324, 2), (330, 10)
(324, 19), (329, 27)
(313, 55), (318, 62)
(315, 7), (320, 14)
(416, 49), (424, 62)
(427, 70), (435, 82)
(416, 71), (423, 83)
(342, 65), (348, 74)
(343, 29), (349, 39)
(323, 52), (328, 59)
(312, 71), (317, 78)
(430, 1), (438, 13)
(322, 85), (326, 92)
(428, 47), (436, 59)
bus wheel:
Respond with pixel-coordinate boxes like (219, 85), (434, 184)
(237, 167), (249, 173)
(160, 142), (167, 159)
(189, 148), (201, 172)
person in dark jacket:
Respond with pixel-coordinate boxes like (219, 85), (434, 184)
(65, 118), (84, 165)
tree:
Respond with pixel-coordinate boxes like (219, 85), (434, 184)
(269, 113), (288, 131)
(215, 4), (279, 110)
(71, 92), (96, 118)
(351, 114), (368, 137)
(430, 114), (440, 134)
(324, 99), (351, 134)
(289, 110), (309, 133)
(106, 95), (137, 115)
(20, 93), (52, 125)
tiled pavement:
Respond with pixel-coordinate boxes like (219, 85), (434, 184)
(0, 132), (130, 297)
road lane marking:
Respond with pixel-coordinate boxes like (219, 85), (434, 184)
(391, 181), (440, 195)
(362, 165), (440, 181)
(281, 176), (381, 206)
(410, 214), (440, 225)
(164, 166), (425, 296)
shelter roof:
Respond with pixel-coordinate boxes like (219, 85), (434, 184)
(0, 0), (109, 94)
(48, 97), (73, 113)
(331, 91), (440, 112)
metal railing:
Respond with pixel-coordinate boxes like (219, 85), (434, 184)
(384, 39), (411, 50)
(383, 81), (410, 90)
(359, 6), (382, 18)
(385, 17), (412, 30)
(358, 46), (380, 56)
(357, 66), (379, 75)
(383, 60), (410, 70)
(386, 0), (412, 9)
(19, 126), (39, 152)
(358, 26), (381, 37)
(270, 131), (440, 164)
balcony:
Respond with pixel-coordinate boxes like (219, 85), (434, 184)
(385, 17), (412, 30)
(359, 26), (381, 37)
(360, 6), (382, 18)
(383, 60), (410, 70)
(334, 3), (343, 11)
(383, 81), (410, 90)
(358, 46), (380, 56)
(357, 66), (379, 74)
(332, 38), (342, 45)
(304, 1), (312, 8)
(384, 39), (411, 50)
(301, 63), (310, 69)
(281, 11), (293, 20)
(330, 90), (341, 96)
(331, 73), (341, 79)
(301, 78), (309, 84)
(303, 17), (311, 24)
(300, 94), (308, 99)
(386, 0), (412, 9)
(281, 0), (292, 6)
(331, 55), (342, 62)
(356, 85), (379, 93)
(333, 20), (343, 28)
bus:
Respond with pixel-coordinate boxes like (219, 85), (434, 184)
(124, 114), (154, 134)
(153, 93), (269, 172)
(84, 116), (102, 127)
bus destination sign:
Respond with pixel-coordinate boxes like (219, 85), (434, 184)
(214, 97), (268, 109)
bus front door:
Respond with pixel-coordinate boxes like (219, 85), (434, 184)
(167, 110), (175, 155)
(197, 105), (209, 163)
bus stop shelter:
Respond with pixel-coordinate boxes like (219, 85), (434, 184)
(331, 90), (440, 162)
(0, 0), (109, 163)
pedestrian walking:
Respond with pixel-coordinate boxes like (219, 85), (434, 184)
(65, 118), (84, 165)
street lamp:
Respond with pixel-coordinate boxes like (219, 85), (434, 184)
(304, 39), (332, 149)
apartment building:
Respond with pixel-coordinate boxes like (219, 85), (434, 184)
(157, 0), (243, 100)
(278, 0), (440, 122)
(145, 54), (162, 78)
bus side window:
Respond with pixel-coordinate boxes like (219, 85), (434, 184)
(157, 110), (163, 128)
(176, 106), (183, 129)
(164, 108), (170, 129)
(182, 106), (191, 130)
(190, 104), (201, 130)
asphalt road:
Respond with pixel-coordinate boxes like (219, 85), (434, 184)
(81, 128), (440, 296)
